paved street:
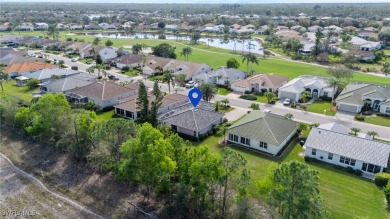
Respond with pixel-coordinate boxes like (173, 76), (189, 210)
(34, 50), (390, 141)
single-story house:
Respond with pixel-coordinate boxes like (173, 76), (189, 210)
(23, 68), (80, 83)
(192, 67), (246, 86)
(305, 125), (390, 176)
(336, 83), (390, 114)
(232, 73), (288, 93)
(354, 51), (376, 61)
(278, 76), (334, 102)
(98, 47), (118, 63)
(350, 37), (382, 51)
(4, 61), (58, 78)
(227, 111), (297, 156)
(159, 101), (224, 138)
(40, 73), (97, 93)
(114, 93), (188, 120)
(66, 81), (138, 109)
(141, 56), (212, 81)
(116, 54), (144, 69)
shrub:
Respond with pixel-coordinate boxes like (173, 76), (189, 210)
(121, 66), (130, 72)
(319, 96), (332, 101)
(354, 169), (363, 176)
(354, 114), (365, 121)
(384, 181), (390, 207)
(223, 118), (228, 123)
(261, 88), (268, 94)
(240, 94), (257, 101)
(97, 76), (102, 79)
(291, 103), (297, 108)
(377, 113), (390, 118)
(254, 91), (262, 96)
(374, 172), (390, 187)
(71, 66), (78, 70)
(45, 60), (51, 63)
(304, 156), (311, 162)
(346, 167), (354, 174)
(244, 90), (251, 94)
(27, 79), (40, 88)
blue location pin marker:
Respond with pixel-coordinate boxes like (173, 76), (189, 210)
(188, 88), (202, 108)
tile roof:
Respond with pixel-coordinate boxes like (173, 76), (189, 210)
(71, 81), (137, 100)
(117, 54), (144, 65)
(159, 102), (224, 131)
(229, 111), (297, 145)
(279, 75), (331, 94)
(233, 73), (288, 88)
(337, 83), (390, 105)
(116, 93), (188, 112)
(305, 127), (390, 167)
(4, 61), (57, 74)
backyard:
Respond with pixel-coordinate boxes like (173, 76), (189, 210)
(0, 80), (37, 102)
(192, 132), (388, 218)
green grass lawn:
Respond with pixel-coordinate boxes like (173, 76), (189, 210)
(0, 80), (37, 102)
(217, 106), (235, 113)
(192, 134), (389, 218)
(307, 100), (336, 116)
(148, 75), (162, 81)
(256, 95), (268, 103)
(95, 110), (115, 122)
(11, 31), (390, 86)
(79, 58), (94, 64)
(118, 69), (140, 77)
(217, 87), (230, 95)
(364, 116), (390, 128)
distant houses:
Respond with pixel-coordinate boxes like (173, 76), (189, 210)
(192, 67), (246, 86)
(232, 73), (288, 93)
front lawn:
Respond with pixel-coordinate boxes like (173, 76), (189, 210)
(79, 58), (94, 64)
(217, 87), (230, 95)
(364, 115), (390, 128)
(118, 69), (141, 77)
(0, 80), (37, 102)
(307, 100), (336, 116)
(256, 95), (268, 103)
(148, 75), (162, 81)
(217, 106), (235, 113)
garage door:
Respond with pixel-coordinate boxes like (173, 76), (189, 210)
(338, 103), (358, 113)
(280, 91), (297, 101)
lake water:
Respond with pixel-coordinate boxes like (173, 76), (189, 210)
(81, 32), (263, 55)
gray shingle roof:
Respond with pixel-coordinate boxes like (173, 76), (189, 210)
(228, 111), (297, 145)
(337, 83), (390, 105)
(26, 68), (80, 81)
(305, 128), (390, 167)
(42, 73), (97, 93)
(159, 102), (224, 131)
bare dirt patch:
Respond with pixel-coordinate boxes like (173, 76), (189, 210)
(0, 127), (164, 219)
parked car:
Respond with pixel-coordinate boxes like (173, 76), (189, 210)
(108, 74), (119, 80)
(263, 109), (271, 113)
(185, 81), (196, 88)
(71, 58), (77, 62)
(283, 99), (291, 106)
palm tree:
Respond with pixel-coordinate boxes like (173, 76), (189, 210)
(242, 53), (251, 74)
(216, 124), (229, 143)
(367, 131), (378, 140)
(175, 73), (186, 87)
(350, 127), (361, 136)
(327, 78), (343, 103)
(297, 122), (308, 133)
(0, 66), (9, 91)
(221, 98), (229, 109)
(199, 83), (217, 102)
(86, 66), (95, 75)
(162, 71), (174, 94)
(47, 24), (60, 40)
(264, 92), (276, 103)
(93, 37), (101, 45)
(249, 54), (259, 74)
(249, 103), (260, 110)
(180, 47), (192, 61)
(300, 91), (311, 103)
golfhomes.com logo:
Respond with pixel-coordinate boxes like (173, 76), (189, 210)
(1, 208), (37, 217)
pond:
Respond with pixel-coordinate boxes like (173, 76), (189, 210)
(80, 32), (264, 55)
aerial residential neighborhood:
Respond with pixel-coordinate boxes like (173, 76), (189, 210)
(0, 1), (390, 219)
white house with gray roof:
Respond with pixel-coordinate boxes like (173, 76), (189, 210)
(192, 67), (246, 86)
(99, 47), (118, 63)
(159, 101), (224, 139)
(336, 83), (390, 113)
(278, 76), (334, 102)
(23, 68), (80, 83)
(349, 37), (382, 52)
(40, 73), (97, 93)
(227, 111), (297, 156)
(305, 124), (390, 176)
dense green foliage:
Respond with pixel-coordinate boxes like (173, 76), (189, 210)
(152, 43), (177, 59)
(375, 172), (390, 187)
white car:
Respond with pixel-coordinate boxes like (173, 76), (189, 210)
(283, 99), (291, 106)
(185, 81), (196, 88)
(71, 58), (77, 62)
(263, 109), (271, 113)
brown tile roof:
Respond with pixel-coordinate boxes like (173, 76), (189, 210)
(233, 73), (288, 88)
(4, 61), (57, 74)
(72, 81), (137, 101)
(117, 54), (144, 65)
(1, 56), (45, 66)
(116, 93), (188, 112)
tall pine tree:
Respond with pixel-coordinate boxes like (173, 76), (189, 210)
(150, 80), (163, 127)
(136, 81), (149, 123)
